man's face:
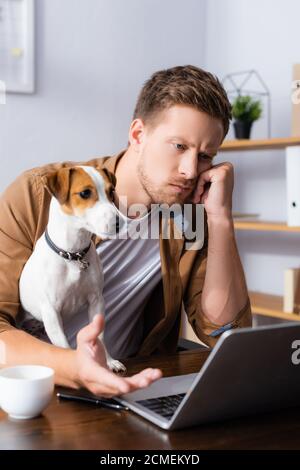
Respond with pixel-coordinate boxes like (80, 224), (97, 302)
(135, 105), (224, 205)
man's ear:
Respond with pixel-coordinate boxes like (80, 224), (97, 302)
(43, 168), (73, 204)
(101, 168), (117, 188)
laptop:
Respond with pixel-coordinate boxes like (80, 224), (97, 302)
(115, 323), (300, 430)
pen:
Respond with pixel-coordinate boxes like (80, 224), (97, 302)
(56, 392), (129, 411)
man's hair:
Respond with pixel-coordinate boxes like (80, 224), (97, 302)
(133, 65), (232, 138)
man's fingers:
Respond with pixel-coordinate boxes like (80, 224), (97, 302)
(136, 368), (162, 380)
(87, 381), (125, 398)
(192, 181), (205, 203)
(77, 314), (105, 344)
(86, 367), (163, 397)
(124, 368), (163, 388)
(90, 364), (131, 394)
(192, 166), (216, 203)
(191, 172), (208, 203)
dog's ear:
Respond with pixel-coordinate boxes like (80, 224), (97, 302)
(101, 168), (117, 188)
(43, 168), (73, 204)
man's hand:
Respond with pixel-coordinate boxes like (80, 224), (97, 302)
(73, 314), (163, 398)
(191, 162), (234, 220)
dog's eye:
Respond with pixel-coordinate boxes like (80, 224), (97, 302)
(79, 189), (92, 199)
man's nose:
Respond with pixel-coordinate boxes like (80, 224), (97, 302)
(178, 152), (198, 180)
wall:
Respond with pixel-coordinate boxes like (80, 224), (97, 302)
(0, 0), (206, 187)
(204, 0), (300, 296)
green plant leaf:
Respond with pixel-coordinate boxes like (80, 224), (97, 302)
(231, 95), (263, 122)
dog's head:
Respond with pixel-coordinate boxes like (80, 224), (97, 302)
(43, 165), (121, 238)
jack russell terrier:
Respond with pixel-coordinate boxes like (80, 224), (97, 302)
(19, 165), (126, 373)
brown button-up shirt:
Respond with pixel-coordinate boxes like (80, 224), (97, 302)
(0, 150), (252, 356)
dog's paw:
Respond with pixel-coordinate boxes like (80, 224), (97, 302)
(106, 358), (127, 374)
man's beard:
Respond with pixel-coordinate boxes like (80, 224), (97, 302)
(137, 160), (189, 206)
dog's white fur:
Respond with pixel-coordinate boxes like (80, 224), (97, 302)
(19, 165), (126, 373)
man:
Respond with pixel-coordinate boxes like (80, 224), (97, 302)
(0, 65), (251, 398)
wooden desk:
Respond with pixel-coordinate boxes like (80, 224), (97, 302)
(1, 349), (300, 450)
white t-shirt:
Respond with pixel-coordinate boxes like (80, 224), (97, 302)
(23, 206), (162, 359)
(68, 205), (162, 357)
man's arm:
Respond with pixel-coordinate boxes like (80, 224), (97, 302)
(1, 329), (76, 387)
(191, 160), (251, 331)
(201, 215), (249, 326)
(1, 315), (162, 397)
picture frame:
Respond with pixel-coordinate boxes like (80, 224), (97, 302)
(0, 0), (35, 93)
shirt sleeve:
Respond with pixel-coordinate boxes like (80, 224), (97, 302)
(183, 244), (252, 348)
(0, 170), (42, 334)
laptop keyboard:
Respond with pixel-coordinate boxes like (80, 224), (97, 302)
(136, 393), (186, 420)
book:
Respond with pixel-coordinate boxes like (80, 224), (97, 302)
(292, 64), (300, 137)
(284, 268), (300, 313)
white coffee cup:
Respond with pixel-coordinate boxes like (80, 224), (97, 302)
(0, 365), (54, 420)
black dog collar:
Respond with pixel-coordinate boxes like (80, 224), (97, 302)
(44, 227), (91, 270)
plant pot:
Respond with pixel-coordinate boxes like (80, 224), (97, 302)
(233, 120), (253, 139)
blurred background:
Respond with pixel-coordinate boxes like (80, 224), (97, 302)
(1, 0), (300, 334)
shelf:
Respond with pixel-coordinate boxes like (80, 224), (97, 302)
(221, 136), (300, 152)
(221, 138), (300, 321)
(249, 291), (300, 322)
(234, 220), (300, 232)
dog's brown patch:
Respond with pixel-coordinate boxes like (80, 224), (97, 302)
(99, 168), (116, 202)
(61, 168), (99, 215)
(44, 166), (116, 214)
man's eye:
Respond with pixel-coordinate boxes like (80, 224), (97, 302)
(174, 143), (186, 151)
(79, 189), (92, 199)
(198, 153), (212, 161)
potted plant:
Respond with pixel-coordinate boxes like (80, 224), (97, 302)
(232, 95), (262, 139)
